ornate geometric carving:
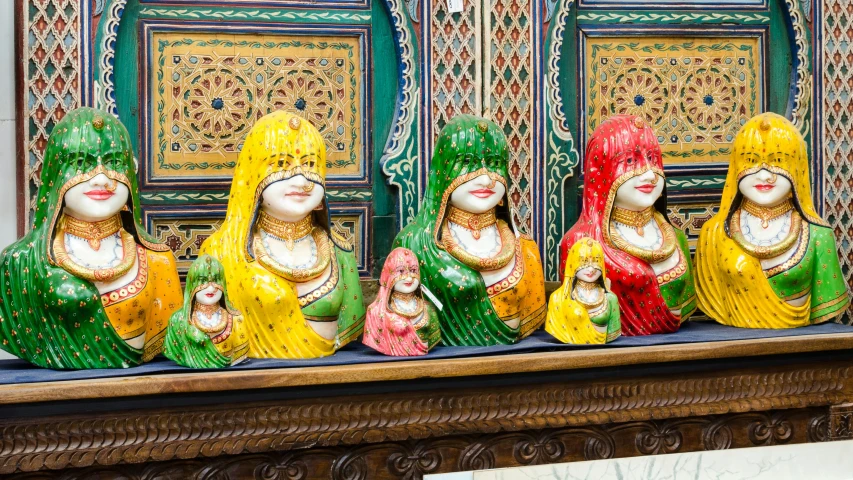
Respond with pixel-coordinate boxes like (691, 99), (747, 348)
(6, 409), (831, 479)
(148, 212), (226, 275)
(667, 202), (720, 248)
(145, 27), (367, 185)
(1, 363), (850, 474)
(583, 34), (764, 164)
(20, 0), (83, 229)
(829, 403), (853, 440)
(819, 0), (853, 324)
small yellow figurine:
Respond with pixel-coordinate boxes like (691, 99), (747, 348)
(695, 112), (849, 328)
(546, 238), (621, 344)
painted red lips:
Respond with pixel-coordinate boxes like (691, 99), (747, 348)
(754, 184), (775, 192)
(84, 190), (114, 201)
(470, 188), (496, 199)
(635, 184), (656, 194)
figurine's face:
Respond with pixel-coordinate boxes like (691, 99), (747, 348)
(195, 285), (223, 306)
(449, 174), (506, 214)
(393, 276), (420, 294)
(614, 170), (664, 210)
(261, 175), (325, 222)
(63, 173), (129, 222)
(738, 169), (793, 206)
(576, 267), (602, 283)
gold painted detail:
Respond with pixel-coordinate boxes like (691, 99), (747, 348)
(192, 302), (229, 335)
(609, 211), (677, 264)
(730, 209), (803, 259)
(153, 31), (364, 179)
(100, 247), (149, 307)
(389, 291), (424, 319)
(298, 253), (340, 308)
(257, 211), (314, 251)
(611, 206), (654, 236)
(741, 197), (794, 229)
(53, 216), (137, 282)
(62, 214), (123, 251)
(573, 279), (606, 311)
(253, 228), (331, 283)
(446, 206), (498, 241)
(585, 36), (762, 164)
(656, 249), (688, 285)
(442, 219), (516, 272)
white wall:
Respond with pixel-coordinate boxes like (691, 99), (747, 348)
(0, 0), (17, 250)
(0, 1), (15, 360)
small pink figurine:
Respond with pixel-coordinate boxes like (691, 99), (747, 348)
(363, 247), (440, 356)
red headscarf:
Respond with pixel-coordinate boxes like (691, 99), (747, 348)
(559, 115), (680, 335)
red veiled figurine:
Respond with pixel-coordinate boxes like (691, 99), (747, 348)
(363, 248), (441, 356)
(559, 115), (697, 335)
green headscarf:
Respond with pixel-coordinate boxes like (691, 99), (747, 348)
(164, 255), (239, 368)
(0, 107), (168, 369)
(393, 115), (518, 346)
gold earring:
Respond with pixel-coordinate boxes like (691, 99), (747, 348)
(498, 198), (505, 207)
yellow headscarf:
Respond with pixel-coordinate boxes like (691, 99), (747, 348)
(546, 238), (611, 344)
(695, 112), (825, 328)
(200, 110), (337, 358)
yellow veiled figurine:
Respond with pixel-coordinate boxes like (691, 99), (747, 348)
(546, 238), (621, 344)
(199, 110), (365, 359)
(695, 112), (849, 328)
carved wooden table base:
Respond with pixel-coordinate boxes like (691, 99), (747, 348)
(2, 351), (852, 478)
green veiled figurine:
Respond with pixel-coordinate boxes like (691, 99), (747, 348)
(393, 115), (547, 346)
(0, 107), (183, 369)
(164, 255), (249, 368)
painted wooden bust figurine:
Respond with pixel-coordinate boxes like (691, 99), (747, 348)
(394, 115), (546, 346)
(164, 255), (249, 368)
(0, 107), (182, 369)
(363, 247), (440, 356)
(695, 113), (849, 328)
(546, 238), (621, 344)
(560, 115), (696, 336)
(200, 110), (365, 359)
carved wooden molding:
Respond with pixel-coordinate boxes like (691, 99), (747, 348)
(3, 409), (832, 479)
(829, 402), (853, 440)
(1, 362), (851, 474)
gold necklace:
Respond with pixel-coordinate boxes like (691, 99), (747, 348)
(253, 227), (332, 282)
(62, 213), (123, 251)
(257, 211), (314, 250)
(609, 211), (678, 264)
(741, 197), (794, 229)
(730, 209), (802, 259)
(191, 302), (228, 334)
(389, 291), (424, 318)
(611, 206), (655, 236)
(53, 215), (137, 282)
(572, 279), (606, 310)
(446, 206), (497, 240)
(442, 219), (516, 271)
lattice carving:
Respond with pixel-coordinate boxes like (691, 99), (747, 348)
(487, 0), (534, 231)
(429, 0), (481, 146)
(820, 0), (853, 324)
(21, 0), (82, 228)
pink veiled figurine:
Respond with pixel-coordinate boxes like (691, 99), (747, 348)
(363, 248), (441, 356)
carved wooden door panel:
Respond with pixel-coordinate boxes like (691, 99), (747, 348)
(94, 0), (405, 278)
(543, 0), (812, 278)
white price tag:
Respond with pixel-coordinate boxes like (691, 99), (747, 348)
(421, 285), (444, 311)
(447, 0), (463, 13)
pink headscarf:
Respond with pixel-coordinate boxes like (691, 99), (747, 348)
(363, 248), (430, 356)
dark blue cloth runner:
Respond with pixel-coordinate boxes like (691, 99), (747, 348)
(0, 321), (850, 385)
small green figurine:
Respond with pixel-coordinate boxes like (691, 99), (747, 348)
(164, 255), (249, 368)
